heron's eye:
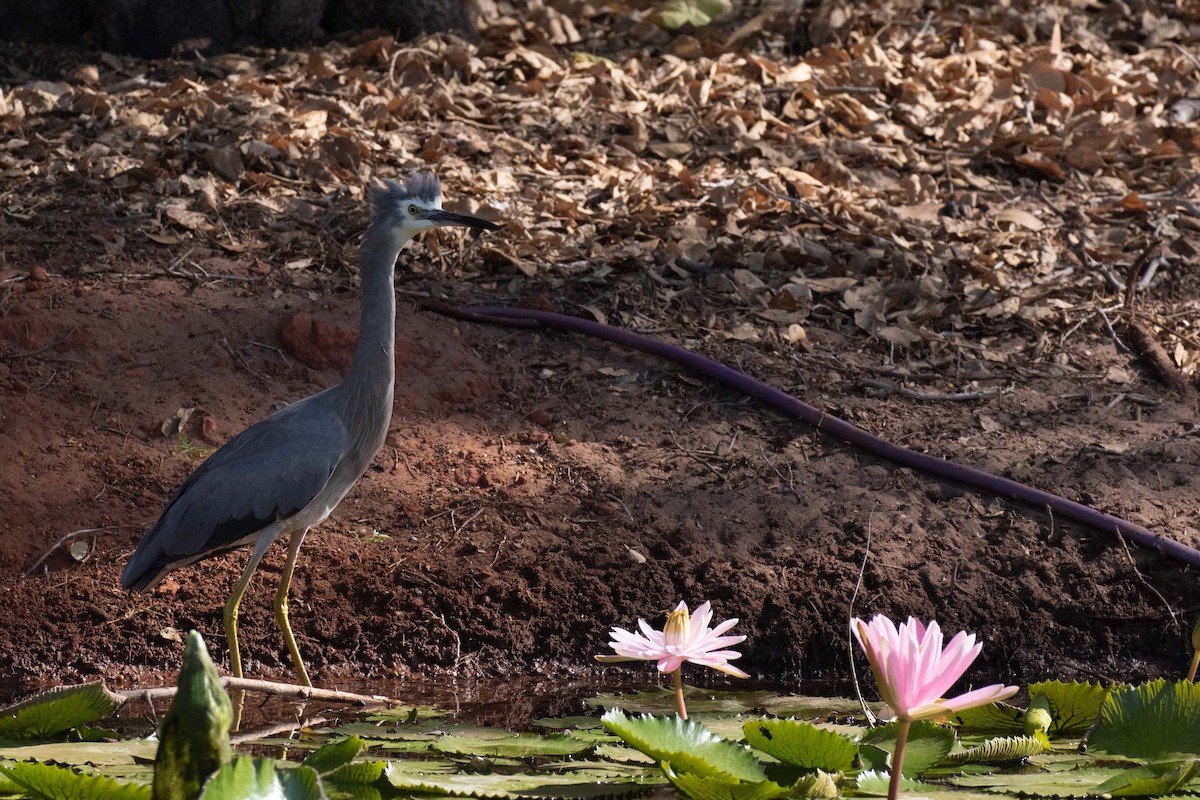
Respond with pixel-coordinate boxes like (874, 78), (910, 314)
(408, 204), (419, 215)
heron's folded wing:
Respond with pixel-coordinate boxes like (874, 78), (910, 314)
(121, 399), (350, 589)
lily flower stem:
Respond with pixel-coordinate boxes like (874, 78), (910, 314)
(672, 668), (687, 720)
(1189, 650), (1200, 682)
(888, 718), (911, 800)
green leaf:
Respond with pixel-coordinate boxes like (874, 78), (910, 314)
(0, 760), (151, 800)
(384, 765), (652, 798)
(853, 769), (933, 797)
(0, 739), (159, 767)
(303, 736), (366, 775)
(950, 767), (1127, 796)
(651, 0), (730, 29)
(757, 696), (866, 719)
(432, 733), (595, 758)
(663, 763), (788, 800)
(1092, 760), (1200, 796)
(1029, 681), (1113, 736)
(950, 701), (1028, 735)
(153, 631), (234, 800)
(324, 760), (387, 786)
(1089, 680), (1200, 759)
(200, 757), (323, 800)
(601, 710), (765, 782)
(0, 683), (125, 740)
(741, 719), (857, 772)
(861, 721), (954, 777)
(940, 735), (1050, 765)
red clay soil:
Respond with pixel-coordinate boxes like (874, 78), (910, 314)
(1, 245), (1199, 697)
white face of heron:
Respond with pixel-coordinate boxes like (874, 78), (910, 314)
(394, 194), (499, 238)
(399, 196), (445, 234)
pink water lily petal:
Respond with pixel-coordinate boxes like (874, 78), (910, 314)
(595, 600), (749, 679)
(852, 614), (1018, 722)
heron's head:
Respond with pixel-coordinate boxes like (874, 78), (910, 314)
(370, 172), (499, 241)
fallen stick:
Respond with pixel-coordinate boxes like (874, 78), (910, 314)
(117, 676), (395, 705)
(432, 304), (1200, 571)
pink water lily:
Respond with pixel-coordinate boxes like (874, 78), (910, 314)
(852, 615), (1019, 800)
(596, 601), (747, 718)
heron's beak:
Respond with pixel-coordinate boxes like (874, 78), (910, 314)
(426, 208), (500, 231)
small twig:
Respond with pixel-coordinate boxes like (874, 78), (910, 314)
(0, 326), (80, 361)
(1112, 529), (1179, 631)
(859, 379), (1009, 402)
(230, 716), (329, 745)
(24, 526), (136, 576)
(848, 513), (876, 726)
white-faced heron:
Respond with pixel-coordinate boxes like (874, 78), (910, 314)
(121, 173), (498, 686)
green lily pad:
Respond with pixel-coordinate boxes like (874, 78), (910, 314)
(433, 733), (595, 758)
(1092, 759), (1200, 797)
(860, 721), (954, 777)
(1030, 681), (1113, 737)
(601, 710), (765, 782)
(303, 736), (366, 775)
(1089, 680), (1200, 759)
(199, 757), (322, 799)
(950, 767), (1127, 796)
(951, 701), (1029, 735)
(854, 769), (936, 797)
(663, 762), (788, 800)
(384, 765), (649, 798)
(0, 683), (125, 741)
(0, 760), (151, 800)
(0, 738), (159, 767)
(742, 718), (857, 772)
(941, 735), (1050, 766)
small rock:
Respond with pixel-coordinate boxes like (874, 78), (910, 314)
(527, 408), (553, 427)
(200, 414), (220, 444)
(28, 267), (48, 283)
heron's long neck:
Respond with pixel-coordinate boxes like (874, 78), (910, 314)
(338, 225), (409, 459)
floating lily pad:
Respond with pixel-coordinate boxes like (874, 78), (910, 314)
(941, 735), (1050, 766)
(663, 762), (787, 800)
(742, 718), (857, 772)
(303, 736), (366, 775)
(1030, 681), (1113, 737)
(1089, 681), (1200, 759)
(0, 683), (125, 741)
(1092, 759), (1200, 797)
(384, 764), (649, 799)
(0, 738), (159, 768)
(199, 757), (322, 799)
(602, 710), (766, 782)
(950, 767), (1127, 796)
(0, 760), (151, 800)
(861, 721), (955, 777)
(854, 768), (937, 797)
(433, 733), (595, 758)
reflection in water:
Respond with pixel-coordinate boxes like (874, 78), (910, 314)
(1, 670), (851, 735)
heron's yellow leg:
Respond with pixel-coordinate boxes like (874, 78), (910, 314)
(223, 549), (267, 680)
(274, 529), (312, 687)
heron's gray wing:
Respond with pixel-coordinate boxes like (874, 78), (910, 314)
(121, 396), (350, 590)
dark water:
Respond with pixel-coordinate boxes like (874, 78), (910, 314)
(2, 671), (852, 731)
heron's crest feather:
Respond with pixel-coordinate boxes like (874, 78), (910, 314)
(370, 172), (442, 215)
